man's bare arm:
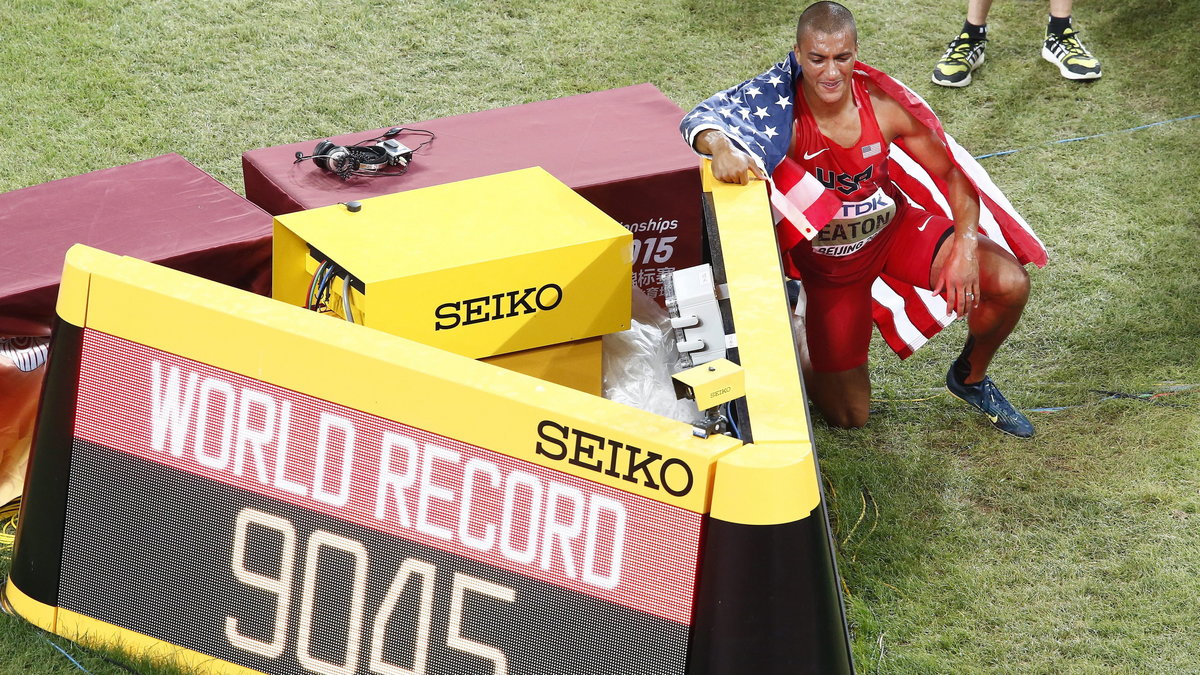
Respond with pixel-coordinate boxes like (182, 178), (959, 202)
(875, 89), (981, 315)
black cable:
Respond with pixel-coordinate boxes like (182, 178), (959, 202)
(306, 260), (331, 310)
(318, 264), (336, 311)
(384, 127), (436, 153)
(344, 127), (435, 154)
(341, 164), (410, 179)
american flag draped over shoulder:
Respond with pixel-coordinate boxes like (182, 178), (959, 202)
(681, 53), (1047, 358)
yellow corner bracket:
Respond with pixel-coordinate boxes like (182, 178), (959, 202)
(3, 580), (57, 632)
(56, 245), (97, 328)
(708, 441), (820, 525)
(696, 160), (822, 524)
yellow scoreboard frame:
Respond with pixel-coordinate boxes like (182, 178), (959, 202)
(5, 163), (854, 675)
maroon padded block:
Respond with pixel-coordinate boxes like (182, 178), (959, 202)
(242, 84), (703, 302)
(0, 154), (273, 336)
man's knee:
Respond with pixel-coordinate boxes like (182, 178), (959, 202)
(805, 364), (871, 429)
(994, 262), (1030, 307)
(982, 245), (1031, 307)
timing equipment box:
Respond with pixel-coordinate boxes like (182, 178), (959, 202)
(273, 167), (632, 359)
(481, 336), (603, 396)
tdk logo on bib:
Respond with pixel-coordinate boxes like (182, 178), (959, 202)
(836, 193), (892, 219)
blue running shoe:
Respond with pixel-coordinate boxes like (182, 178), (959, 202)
(946, 368), (1034, 438)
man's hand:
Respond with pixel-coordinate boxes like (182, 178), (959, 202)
(695, 130), (766, 185)
(932, 231), (980, 316)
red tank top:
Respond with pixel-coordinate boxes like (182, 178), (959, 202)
(788, 74), (907, 276)
(791, 75), (893, 202)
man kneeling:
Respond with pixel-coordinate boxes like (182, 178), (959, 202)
(681, 1), (1045, 437)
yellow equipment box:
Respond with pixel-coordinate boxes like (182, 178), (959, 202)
(481, 335), (603, 396)
(672, 358), (746, 409)
(273, 167), (632, 358)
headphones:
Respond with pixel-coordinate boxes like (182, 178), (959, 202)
(294, 127), (436, 180)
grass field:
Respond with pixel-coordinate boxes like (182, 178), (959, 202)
(2, 0), (1199, 673)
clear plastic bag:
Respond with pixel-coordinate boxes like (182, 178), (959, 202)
(601, 289), (700, 423)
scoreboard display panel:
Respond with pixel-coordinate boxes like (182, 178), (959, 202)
(66, 332), (697, 674)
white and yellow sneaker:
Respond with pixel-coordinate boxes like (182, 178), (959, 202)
(1042, 27), (1102, 80)
(933, 33), (987, 87)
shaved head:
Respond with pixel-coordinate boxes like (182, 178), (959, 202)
(796, 1), (857, 45)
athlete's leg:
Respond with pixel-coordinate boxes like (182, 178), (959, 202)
(798, 279), (875, 428)
(880, 208), (1034, 435)
(931, 235), (1030, 383)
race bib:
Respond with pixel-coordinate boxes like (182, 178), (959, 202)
(811, 188), (896, 257)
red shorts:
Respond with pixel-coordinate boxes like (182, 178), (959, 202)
(790, 200), (955, 372)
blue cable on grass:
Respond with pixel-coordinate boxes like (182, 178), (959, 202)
(1027, 386), (1197, 413)
(872, 384), (1196, 414)
(43, 636), (93, 674)
(974, 114), (1199, 160)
